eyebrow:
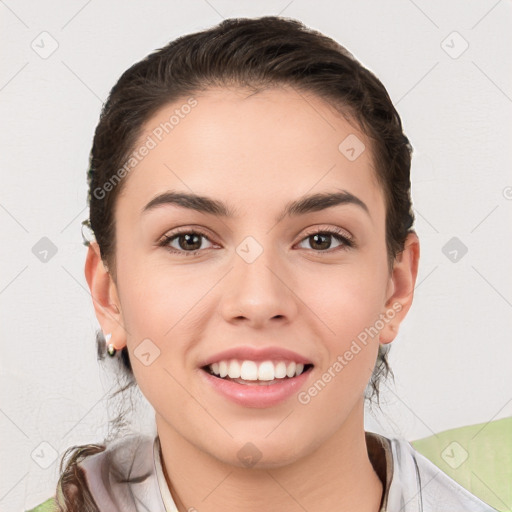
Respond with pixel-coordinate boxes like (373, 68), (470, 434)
(141, 189), (370, 223)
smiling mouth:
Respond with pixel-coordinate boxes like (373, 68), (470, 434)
(201, 363), (314, 385)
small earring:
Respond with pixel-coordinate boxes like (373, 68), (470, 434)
(105, 333), (117, 357)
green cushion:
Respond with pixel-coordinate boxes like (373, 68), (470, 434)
(411, 416), (512, 512)
(25, 496), (56, 512)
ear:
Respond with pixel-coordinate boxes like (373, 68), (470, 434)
(379, 231), (420, 344)
(84, 241), (126, 351)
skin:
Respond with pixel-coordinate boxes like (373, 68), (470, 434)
(85, 86), (419, 512)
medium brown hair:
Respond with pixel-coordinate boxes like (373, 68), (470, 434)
(59, 16), (413, 510)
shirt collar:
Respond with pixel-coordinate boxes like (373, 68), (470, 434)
(154, 436), (179, 511)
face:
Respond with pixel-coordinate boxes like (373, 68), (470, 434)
(88, 86), (417, 468)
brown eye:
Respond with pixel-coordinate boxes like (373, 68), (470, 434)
(159, 230), (215, 255)
(308, 233), (334, 250)
(175, 233), (202, 251)
(297, 228), (354, 252)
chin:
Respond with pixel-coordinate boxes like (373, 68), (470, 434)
(212, 436), (310, 470)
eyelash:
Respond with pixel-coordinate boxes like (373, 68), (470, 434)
(158, 226), (355, 257)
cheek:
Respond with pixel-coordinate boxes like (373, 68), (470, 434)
(296, 260), (387, 401)
(300, 263), (387, 341)
(117, 261), (214, 394)
(117, 268), (201, 420)
(118, 252), (206, 334)
(297, 271), (383, 417)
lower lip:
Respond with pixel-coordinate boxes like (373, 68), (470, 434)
(199, 367), (313, 408)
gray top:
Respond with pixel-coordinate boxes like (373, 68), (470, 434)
(75, 431), (498, 511)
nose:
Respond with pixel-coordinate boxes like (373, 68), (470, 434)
(219, 240), (299, 329)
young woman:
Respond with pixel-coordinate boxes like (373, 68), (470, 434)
(35, 15), (497, 512)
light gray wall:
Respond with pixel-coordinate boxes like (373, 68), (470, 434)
(1, 1), (510, 510)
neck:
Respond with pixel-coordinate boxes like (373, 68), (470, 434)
(157, 401), (383, 512)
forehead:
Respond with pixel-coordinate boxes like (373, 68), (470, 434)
(117, 86), (385, 221)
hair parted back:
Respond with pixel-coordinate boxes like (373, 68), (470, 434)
(59, 16), (413, 510)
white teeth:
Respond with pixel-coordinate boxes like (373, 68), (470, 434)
(240, 360), (258, 380)
(227, 360), (241, 378)
(206, 359), (309, 380)
(274, 361), (287, 379)
(219, 361), (228, 378)
(286, 361), (296, 378)
(257, 361), (275, 381)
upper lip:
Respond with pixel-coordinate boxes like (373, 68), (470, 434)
(199, 346), (314, 368)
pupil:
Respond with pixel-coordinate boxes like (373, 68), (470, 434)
(311, 233), (330, 250)
(181, 233), (200, 250)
